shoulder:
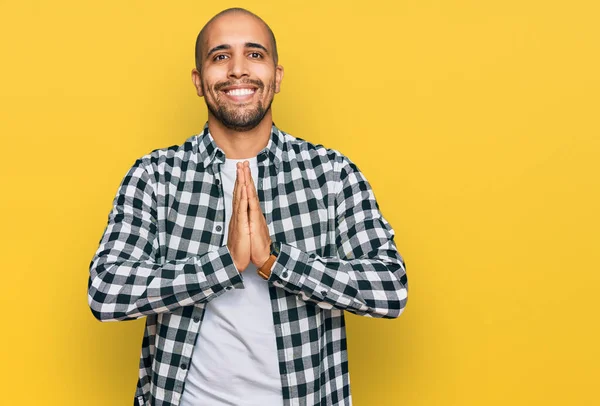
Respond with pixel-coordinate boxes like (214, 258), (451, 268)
(139, 134), (198, 166)
(127, 134), (200, 181)
(137, 134), (199, 167)
(278, 128), (354, 174)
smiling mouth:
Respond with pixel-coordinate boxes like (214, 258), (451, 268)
(224, 88), (256, 97)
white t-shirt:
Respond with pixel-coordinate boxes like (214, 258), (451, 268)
(179, 156), (283, 406)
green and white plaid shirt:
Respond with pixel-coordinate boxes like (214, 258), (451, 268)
(88, 123), (408, 406)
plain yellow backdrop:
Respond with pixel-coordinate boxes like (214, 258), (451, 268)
(1, 0), (598, 405)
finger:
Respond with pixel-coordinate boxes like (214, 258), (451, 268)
(232, 168), (239, 208)
(245, 164), (253, 182)
(246, 175), (260, 213)
(238, 177), (249, 223)
(241, 161), (248, 185)
(233, 166), (244, 213)
(242, 165), (256, 209)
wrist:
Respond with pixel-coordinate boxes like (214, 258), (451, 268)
(260, 238), (274, 266)
(257, 241), (280, 280)
(259, 252), (271, 268)
(257, 255), (276, 280)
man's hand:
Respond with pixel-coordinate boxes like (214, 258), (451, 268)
(226, 162), (251, 272)
(243, 162), (272, 268)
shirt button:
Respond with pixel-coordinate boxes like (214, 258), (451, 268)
(216, 225), (222, 232)
(193, 317), (200, 323)
(215, 179), (220, 186)
(181, 363), (187, 370)
(321, 290), (328, 296)
(282, 271), (289, 278)
(226, 286), (232, 291)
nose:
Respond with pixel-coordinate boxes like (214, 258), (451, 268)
(227, 53), (250, 79)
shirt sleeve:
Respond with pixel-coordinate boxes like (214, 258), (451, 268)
(267, 155), (408, 318)
(87, 158), (243, 322)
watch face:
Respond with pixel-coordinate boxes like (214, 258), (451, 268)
(270, 241), (280, 256)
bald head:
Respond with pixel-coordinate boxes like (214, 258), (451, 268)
(195, 8), (278, 71)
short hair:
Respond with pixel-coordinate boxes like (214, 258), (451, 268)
(194, 8), (279, 71)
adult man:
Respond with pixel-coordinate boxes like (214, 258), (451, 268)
(88, 7), (408, 406)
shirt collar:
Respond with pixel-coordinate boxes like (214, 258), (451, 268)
(197, 122), (284, 169)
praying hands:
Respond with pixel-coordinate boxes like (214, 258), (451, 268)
(226, 161), (272, 272)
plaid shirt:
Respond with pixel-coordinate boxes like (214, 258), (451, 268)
(88, 123), (408, 406)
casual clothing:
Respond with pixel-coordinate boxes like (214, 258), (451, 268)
(88, 123), (408, 406)
(179, 157), (282, 406)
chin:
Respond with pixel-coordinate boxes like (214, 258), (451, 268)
(222, 121), (262, 132)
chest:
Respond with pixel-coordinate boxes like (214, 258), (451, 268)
(154, 163), (335, 261)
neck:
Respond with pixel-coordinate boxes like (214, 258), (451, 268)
(207, 110), (273, 159)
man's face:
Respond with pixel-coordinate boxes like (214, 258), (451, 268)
(192, 13), (284, 132)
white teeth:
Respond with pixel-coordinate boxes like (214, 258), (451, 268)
(226, 88), (255, 96)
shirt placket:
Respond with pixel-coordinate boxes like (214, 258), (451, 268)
(211, 154), (227, 244)
(258, 152), (301, 405)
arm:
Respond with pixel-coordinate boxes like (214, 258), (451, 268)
(268, 156), (408, 318)
(87, 159), (243, 322)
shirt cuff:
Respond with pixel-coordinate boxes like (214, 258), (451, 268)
(267, 242), (310, 291)
(185, 245), (244, 295)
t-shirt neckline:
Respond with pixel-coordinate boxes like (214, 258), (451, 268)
(222, 156), (259, 171)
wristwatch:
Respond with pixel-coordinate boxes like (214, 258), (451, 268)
(257, 241), (280, 280)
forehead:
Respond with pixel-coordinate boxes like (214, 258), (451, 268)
(203, 13), (271, 51)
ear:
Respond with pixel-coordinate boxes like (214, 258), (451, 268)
(274, 64), (284, 94)
(191, 68), (204, 97)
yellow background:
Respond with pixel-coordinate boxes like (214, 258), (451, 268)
(1, 0), (598, 405)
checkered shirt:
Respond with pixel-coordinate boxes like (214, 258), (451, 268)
(88, 123), (408, 406)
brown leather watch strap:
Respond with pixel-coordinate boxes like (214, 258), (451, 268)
(257, 254), (277, 280)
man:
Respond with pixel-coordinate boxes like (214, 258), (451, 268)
(88, 7), (408, 406)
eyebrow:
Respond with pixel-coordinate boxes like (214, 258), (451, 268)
(207, 42), (270, 58)
(245, 42), (269, 54)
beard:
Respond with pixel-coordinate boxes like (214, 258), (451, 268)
(203, 78), (275, 132)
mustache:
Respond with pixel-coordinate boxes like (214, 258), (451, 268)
(214, 79), (264, 92)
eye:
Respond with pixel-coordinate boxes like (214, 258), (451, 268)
(249, 52), (263, 59)
(213, 54), (228, 61)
